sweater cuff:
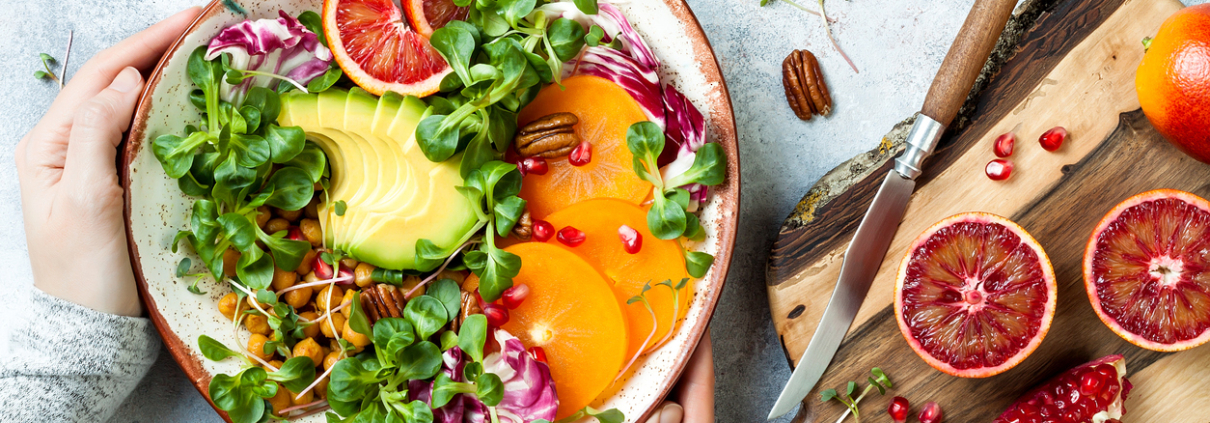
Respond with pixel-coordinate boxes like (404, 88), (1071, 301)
(14, 287), (160, 372)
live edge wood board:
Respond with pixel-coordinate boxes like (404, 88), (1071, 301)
(765, 0), (1210, 421)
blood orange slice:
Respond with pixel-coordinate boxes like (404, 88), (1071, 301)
(1084, 189), (1210, 352)
(404, 0), (469, 37)
(895, 213), (1056, 378)
(323, 0), (451, 97)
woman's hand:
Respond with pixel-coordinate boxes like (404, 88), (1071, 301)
(16, 7), (201, 317)
(647, 329), (715, 423)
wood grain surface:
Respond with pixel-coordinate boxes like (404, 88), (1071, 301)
(765, 0), (1209, 421)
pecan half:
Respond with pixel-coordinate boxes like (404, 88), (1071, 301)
(515, 113), (580, 158)
(512, 210), (533, 240)
(361, 284), (408, 326)
(453, 290), (483, 333)
(782, 49), (833, 120)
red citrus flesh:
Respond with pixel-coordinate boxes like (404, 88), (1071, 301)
(323, 0), (451, 97)
(993, 355), (1131, 423)
(1084, 189), (1210, 351)
(405, 0), (469, 37)
(895, 213), (1056, 378)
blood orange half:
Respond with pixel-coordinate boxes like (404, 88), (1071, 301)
(1084, 189), (1210, 352)
(323, 0), (451, 97)
(404, 0), (469, 37)
(895, 213), (1056, 378)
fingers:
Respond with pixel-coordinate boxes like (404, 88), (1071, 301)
(644, 402), (685, 423)
(676, 329), (715, 422)
(61, 67), (145, 191)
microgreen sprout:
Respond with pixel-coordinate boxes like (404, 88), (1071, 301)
(760, 0), (858, 73)
(34, 30), (73, 89)
(819, 367), (893, 423)
(616, 278), (690, 380)
(175, 257), (211, 295)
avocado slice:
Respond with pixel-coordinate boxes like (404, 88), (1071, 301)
(279, 88), (481, 270)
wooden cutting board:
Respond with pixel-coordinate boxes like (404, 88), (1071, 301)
(765, 0), (1210, 421)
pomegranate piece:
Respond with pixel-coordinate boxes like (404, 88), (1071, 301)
(483, 303), (510, 327)
(918, 401), (943, 423)
(501, 283), (530, 309)
(313, 254), (334, 279)
(993, 355), (1130, 423)
(519, 157), (549, 176)
(569, 141), (592, 166)
(528, 346), (547, 363)
(504, 146), (522, 164)
(986, 159), (1013, 181)
(994, 132), (1016, 157)
(888, 396), (910, 423)
(557, 226), (586, 247)
(618, 224), (643, 254)
(532, 219), (555, 242)
(1039, 126), (1067, 151)
(286, 227), (306, 242)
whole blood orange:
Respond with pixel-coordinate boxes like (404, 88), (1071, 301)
(895, 213), (1056, 378)
(323, 0), (451, 97)
(404, 0), (468, 37)
(464, 242), (628, 419)
(1084, 189), (1210, 351)
(518, 76), (654, 219)
(1136, 4), (1210, 163)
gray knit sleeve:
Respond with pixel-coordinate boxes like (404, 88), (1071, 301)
(0, 286), (160, 423)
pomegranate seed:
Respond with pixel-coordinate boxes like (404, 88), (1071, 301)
(519, 157), (548, 176)
(557, 226), (586, 247)
(1039, 126), (1067, 151)
(986, 159), (1013, 181)
(993, 132), (1015, 157)
(501, 284), (531, 309)
(337, 267), (354, 284)
(918, 401), (943, 423)
(504, 146), (522, 164)
(1079, 371), (1103, 396)
(528, 346), (547, 363)
(887, 396), (910, 423)
(618, 225), (643, 254)
(532, 220), (555, 242)
(313, 254), (334, 279)
(483, 303), (510, 327)
(569, 141), (592, 166)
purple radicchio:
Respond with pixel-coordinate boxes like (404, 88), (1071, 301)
(409, 347), (489, 423)
(205, 10), (333, 105)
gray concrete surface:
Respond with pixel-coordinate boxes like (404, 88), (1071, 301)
(1, 0), (1200, 421)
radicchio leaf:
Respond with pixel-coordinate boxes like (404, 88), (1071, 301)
(482, 330), (558, 423)
(205, 10), (333, 105)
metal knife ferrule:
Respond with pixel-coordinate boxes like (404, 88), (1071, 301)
(893, 115), (946, 180)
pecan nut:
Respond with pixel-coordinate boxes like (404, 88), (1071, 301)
(361, 283), (408, 326)
(512, 210), (533, 240)
(782, 49), (833, 120)
(515, 113), (580, 158)
(453, 290), (483, 333)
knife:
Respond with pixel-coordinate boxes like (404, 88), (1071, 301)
(767, 0), (1019, 419)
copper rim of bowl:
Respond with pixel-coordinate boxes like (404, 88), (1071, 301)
(120, 1), (739, 422)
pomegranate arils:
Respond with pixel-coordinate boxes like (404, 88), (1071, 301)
(313, 254), (334, 279)
(994, 132), (1016, 157)
(483, 303), (510, 327)
(569, 141), (592, 166)
(986, 159), (1013, 181)
(887, 396), (910, 423)
(557, 226), (586, 247)
(532, 220), (555, 242)
(994, 356), (1129, 423)
(501, 283), (530, 309)
(618, 225), (642, 254)
(918, 401), (943, 423)
(528, 346), (547, 363)
(1039, 126), (1067, 151)
(519, 157), (548, 176)
(286, 227), (306, 242)
(504, 146), (522, 164)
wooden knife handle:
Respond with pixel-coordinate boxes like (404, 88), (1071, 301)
(920, 0), (1018, 126)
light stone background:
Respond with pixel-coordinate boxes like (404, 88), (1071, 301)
(1, 0), (1201, 421)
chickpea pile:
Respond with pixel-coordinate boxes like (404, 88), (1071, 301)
(214, 197), (468, 415)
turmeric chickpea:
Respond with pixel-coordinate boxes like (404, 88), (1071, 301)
(255, 206), (272, 228)
(265, 359), (284, 372)
(299, 219), (323, 247)
(289, 386), (313, 406)
(298, 312), (320, 339)
(284, 285), (312, 309)
(247, 333), (274, 362)
(245, 314), (271, 335)
(274, 207), (303, 222)
(218, 293), (239, 320)
(265, 218), (290, 235)
(437, 270), (466, 284)
(295, 249), (317, 275)
(292, 337), (324, 367)
(340, 289), (358, 319)
(304, 198), (320, 219)
(271, 268), (298, 291)
(316, 285), (344, 313)
(320, 313), (345, 339)
(339, 257), (359, 270)
(342, 320), (371, 348)
(354, 263), (375, 288)
(402, 275), (425, 299)
(304, 271), (321, 284)
(222, 249), (240, 278)
(323, 351), (342, 371)
(314, 376), (329, 399)
(267, 383), (291, 415)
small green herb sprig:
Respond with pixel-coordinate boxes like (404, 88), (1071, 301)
(34, 30), (73, 89)
(819, 368), (893, 423)
(617, 278), (690, 379)
(759, 0), (858, 73)
(456, 160), (526, 302)
(625, 121), (726, 278)
(198, 334), (316, 423)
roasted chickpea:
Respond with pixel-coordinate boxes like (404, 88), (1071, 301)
(255, 206), (272, 228)
(295, 249), (317, 275)
(304, 271), (321, 284)
(265, 359), (284, 372)
(275, 207), (303, 222)
(285, 286), (312, 309)
(402, 275), (425, 299)
(218, 293), (239, 320)
(314, 376), (329, 399)
(245, 314), (272, 335)
(354, 263), (376, 288)
(298, 312), (321, 338)
(265, 218), (291, 235)
(271, 268), (298, 291)
(289, 386), (313, 406)
(342, 320), (371, 348)
(299, 219), (323, 247)
(339, 257), (359, 270)
(320, 313), (346, 339)
(222, 249), (241, 278)
(292, 337), (324, 367)
(247, 333), (274, 362)
(340, 289), (358, 319)
(267, 383), (291, 415)
(323, 351), (342, 371)
(316, 285), (344, 312)
(304, 197), (320, 219)
(437, 269), (466, 284)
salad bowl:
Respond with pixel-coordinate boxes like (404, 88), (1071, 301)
(121, 0), (739, 421)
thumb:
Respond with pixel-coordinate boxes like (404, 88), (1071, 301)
(62, 66), (144, 189)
